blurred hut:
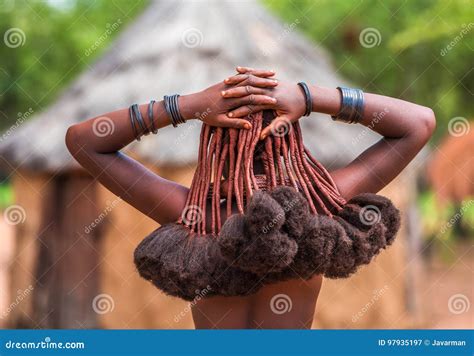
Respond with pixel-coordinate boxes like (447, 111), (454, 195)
(0, 0), (425, 329)
(428, 129), (474, 204)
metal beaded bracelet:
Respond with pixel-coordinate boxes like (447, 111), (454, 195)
(332, 86), (365, 124)
(297, 82), (312, 117)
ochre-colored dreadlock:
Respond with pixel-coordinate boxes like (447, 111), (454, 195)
(134, 110), (401, 301)
(179, 111), (346, 235)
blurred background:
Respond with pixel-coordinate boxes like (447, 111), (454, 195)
(0, 0), (472, 329)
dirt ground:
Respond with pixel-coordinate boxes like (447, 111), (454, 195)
(422, 242), (473, 329)
(0, 216), (472, 329)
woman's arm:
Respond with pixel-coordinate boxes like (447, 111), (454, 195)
(225, 68), (436, 200)
(65, 103), (188, 225)
(65, 71), (278, 224)
(309, 85), (436, 198)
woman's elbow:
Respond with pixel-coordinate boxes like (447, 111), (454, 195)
(422, 107), (436, 135)
(414, 107), (436, 143)
(65, 124), (84, 156)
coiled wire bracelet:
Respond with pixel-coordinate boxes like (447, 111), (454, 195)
(129, 100), (160, 141)
(163, 94), (185, 127)
(332, 86), (365, 124)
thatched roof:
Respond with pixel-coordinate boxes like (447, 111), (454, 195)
(0, 0), (380, 174)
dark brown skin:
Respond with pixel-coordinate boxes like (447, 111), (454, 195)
(66, 66), (435, 329)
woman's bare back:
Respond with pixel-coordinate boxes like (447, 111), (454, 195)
(66, 68), (435, 329)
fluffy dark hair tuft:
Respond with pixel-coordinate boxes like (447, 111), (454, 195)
(270, 186), (311, 238)
(134, 188), (401, 300)
(218, 200), (298, 275)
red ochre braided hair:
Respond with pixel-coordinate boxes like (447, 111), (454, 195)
(134, 110), (401, 301)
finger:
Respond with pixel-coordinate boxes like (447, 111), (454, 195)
(224, 74), (249, 85)
(227, 105), (269, 118)
(217, 116), (252, 130)
(260, 116), (292, 140)
(229, 94), (277, 108)
(224, 74), (278, 88)
(221, 86), (270, 98)
(236, 66), (276, 77)
(235, 66), (254, 73)
(239, 75), (278, 88)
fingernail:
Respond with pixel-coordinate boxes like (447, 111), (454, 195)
(244, 123), (251, 129)
(221, 91), (226, 96)
(270, 69), (275, 73)
(228, 112), (234, 117)
(273, 80), (278, 84)
(260, 134), (266, 140)
(271, 98), (277, 103)
(237, 66), (242, 70)
(224, 78), (230, 83)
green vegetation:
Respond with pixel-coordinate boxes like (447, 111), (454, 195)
(1, 0), (471, 139)
(264, 0), (473, 142)
(418, 190), (474, 259)
(0, 0), (148, 130)
(419, 191), (474, 239)
(265, 0), (474, 244)
(0, 0), (471, 241)
(0, 181), (13, 209)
